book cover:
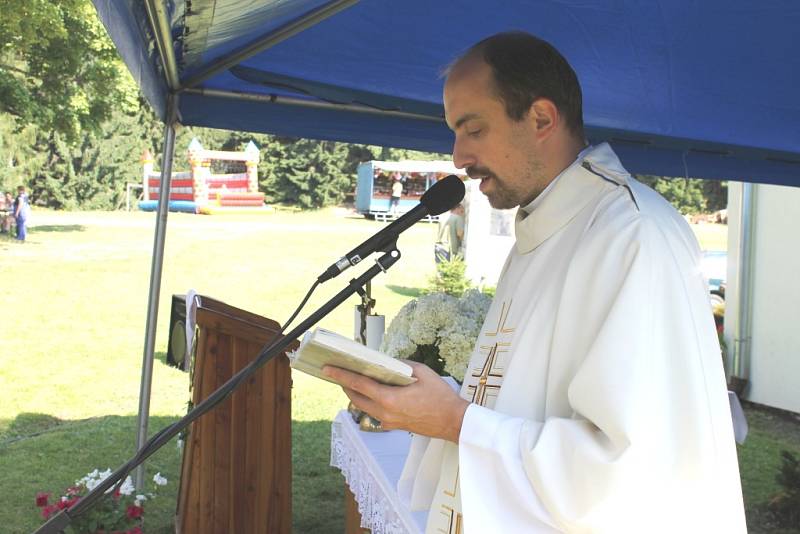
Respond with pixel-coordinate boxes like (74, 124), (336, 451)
(288, 327), (416, 386)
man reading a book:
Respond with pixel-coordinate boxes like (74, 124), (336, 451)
(324, 31), (745, 533)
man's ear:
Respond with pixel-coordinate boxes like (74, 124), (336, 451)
(529, 98), (559, 140)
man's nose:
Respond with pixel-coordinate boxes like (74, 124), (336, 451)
(452, 139), (475, 171)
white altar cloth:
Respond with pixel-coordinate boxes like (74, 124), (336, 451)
(331, 410), (426, 534)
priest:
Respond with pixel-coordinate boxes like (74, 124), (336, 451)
(324, 31), (746, 533)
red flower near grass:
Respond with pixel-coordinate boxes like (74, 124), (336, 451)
(126, 504), (143, 519)
(35, 492), (50, 507)
(41, 504), (58, 520)
(36, 469), (166, 532)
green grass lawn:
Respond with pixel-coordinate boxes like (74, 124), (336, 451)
(1, 207), (440, 533)
(1, 211), (797, 533)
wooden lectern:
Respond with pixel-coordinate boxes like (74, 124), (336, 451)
(176, 296), (296, 534)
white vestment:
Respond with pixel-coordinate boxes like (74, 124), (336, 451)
(400, 144), (746, 533)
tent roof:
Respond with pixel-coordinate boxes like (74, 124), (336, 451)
(93, 0), (800, 186)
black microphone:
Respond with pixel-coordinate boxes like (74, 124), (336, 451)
(318, 175), (465, 283)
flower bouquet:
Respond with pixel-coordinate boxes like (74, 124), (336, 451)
(35, 469), (168, 534)
(381, 289), (492, 382)
(348, 289), (491, 431)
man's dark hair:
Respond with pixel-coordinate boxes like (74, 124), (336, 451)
(467, 31), (584, 138)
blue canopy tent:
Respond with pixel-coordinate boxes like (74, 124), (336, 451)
(91, 0), (800, 485)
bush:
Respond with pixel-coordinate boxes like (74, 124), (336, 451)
(426, 256), (471, 297)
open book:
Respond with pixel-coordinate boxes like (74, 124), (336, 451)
(288, 327), (416, 386)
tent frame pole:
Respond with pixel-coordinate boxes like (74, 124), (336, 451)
(143, 0), (180, 90)
(134, 95), (179, 489)
(183, 87), (443, 122)
(733, 182), (756, 382)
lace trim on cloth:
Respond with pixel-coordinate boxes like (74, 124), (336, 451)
(331, 411), (419, 534)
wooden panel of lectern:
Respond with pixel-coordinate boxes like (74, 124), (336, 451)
(175, 296), (296, 534)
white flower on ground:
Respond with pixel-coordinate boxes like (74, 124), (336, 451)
(118, 476), (135, 496)
(153, 472), (168, 486)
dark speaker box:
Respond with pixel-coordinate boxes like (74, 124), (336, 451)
(166, 294), (188, 370)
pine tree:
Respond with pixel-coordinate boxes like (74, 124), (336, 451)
(260, 138), (353, 209)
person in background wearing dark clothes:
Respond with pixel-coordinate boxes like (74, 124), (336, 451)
(14, 185), (30, 242)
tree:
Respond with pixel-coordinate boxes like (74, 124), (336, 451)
(0, 113), (46, 193)
(21, 100), (161, 210)
(260, 138), (352, 209)
(636, 175), (708, 215)
(702, 179), (728, 213)
(0, 0), (138, 142)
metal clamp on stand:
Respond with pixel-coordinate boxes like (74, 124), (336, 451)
(353, 247), (398, 349)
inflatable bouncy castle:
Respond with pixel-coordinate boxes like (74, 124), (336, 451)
(139, 139), (266, 214)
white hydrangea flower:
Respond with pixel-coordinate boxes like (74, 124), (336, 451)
(153, 472), (168, 486)
(439, 320), (479, 382)
(459, 289), (493, 323)
(410, 293), (459, 345)
(381, 300), (417, 357)
(382, 290), (493, 382)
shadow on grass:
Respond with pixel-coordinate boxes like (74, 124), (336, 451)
(0, 412), (344, 534)
(0, 413), (64, 443)
(0, 232), (21, 245)
(386, 284), (424, 298)
(154, 350), (169, 366)
(154, 350), (189, 373)
(31, 224), (87, 233)
(293, 419), (345, 533)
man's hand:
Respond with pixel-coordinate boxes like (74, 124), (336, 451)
(323, 361), (470, 443)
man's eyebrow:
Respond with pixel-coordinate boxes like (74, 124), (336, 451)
(453, 113), (480, 130)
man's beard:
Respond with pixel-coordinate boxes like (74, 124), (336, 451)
(468, 151), (547, 210)
(467, 166), (522, 210)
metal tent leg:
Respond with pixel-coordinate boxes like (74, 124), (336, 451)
(134, 109), (178, 489)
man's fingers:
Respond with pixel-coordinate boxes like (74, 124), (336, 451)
(342, 387), (370, 408)
(342, 387), (385, 422)
(323, 365), (383, 398)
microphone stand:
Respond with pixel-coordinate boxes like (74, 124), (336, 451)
(35, 246), (402, 534)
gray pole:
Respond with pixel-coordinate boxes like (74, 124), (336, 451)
(134, 99), (178, 489)
(734, 182), (756, 382)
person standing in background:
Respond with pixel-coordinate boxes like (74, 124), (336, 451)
(389, 174), (403, 215)
(13, 185), (30, 242)
(437, 203), (466, 258)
